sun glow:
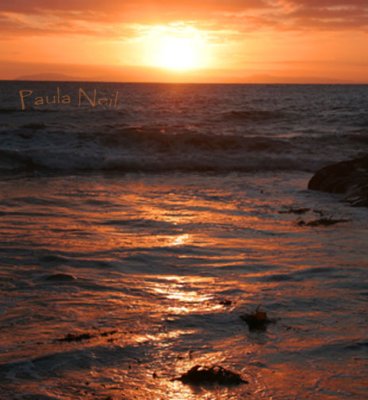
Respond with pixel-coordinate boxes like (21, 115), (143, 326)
(143, 26), (210, 71)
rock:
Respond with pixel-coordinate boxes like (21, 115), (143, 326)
(45, 273), (77, 282)
(308, 156), (368, 207)
(240, 307), (275, 331)
(57, 333), (94, 342)
(279, 207), (310, 215)
(297, 218), (350, 227)
(175, 365), (247, 386)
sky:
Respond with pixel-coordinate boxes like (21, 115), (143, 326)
(0, 0), (367, 83)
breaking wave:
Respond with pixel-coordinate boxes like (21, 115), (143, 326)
(0, 125), (352, 173)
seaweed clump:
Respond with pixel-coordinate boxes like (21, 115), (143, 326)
(56, 330), (117, 343)
(175, 365), (247, 386)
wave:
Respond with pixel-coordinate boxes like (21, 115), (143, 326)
(100, 126), (290, 152)
(0, 124), (363, 174)
(0, 128), (323, 174)
(221, 110), (286, 122)
(1, 148), (319, 173)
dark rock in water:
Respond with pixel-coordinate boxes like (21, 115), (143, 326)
(297, 218), (350, 227)
(57, 333), (94, 342)
(175, 365), (247, 386)
(56, 330), (117, 343)
(45, 273), (76, 281)
(240, 307), (275, 331)
(308, 156), (368, 207)
(279, 207), (310, 215)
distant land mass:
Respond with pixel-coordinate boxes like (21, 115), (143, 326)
(0, 58), (362, 83)
(245, 74), (353, 84)
(16, 73), (84, 81)
(13, 72), (355, 84)
(5, 61), (360, 84)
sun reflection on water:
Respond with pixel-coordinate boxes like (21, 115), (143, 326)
(171, 233), (191, 246)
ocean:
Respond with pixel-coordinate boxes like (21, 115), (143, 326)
(0, 82), (367, 399)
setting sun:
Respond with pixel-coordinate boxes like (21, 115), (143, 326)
(143, 26), (209, 71)
(155, 36), (201, 70)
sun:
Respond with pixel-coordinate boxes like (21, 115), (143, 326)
(156, 36), (201, 70)
(143, 26), (209, 71)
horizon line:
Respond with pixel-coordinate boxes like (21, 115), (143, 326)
(1, 79), (367, 85)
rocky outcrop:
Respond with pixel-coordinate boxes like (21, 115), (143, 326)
(308, 156), (368, 207)
(174, 365), (247, 386)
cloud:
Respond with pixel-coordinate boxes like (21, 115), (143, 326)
(0, 0), (367, 38)
(0, 1), (269, 18)
(275, 0), (368, 30)
(0, 0), (271, 38)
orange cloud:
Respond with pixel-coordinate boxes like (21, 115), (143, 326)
(0, 0), (367, 82)
(0, 0), (367, 37)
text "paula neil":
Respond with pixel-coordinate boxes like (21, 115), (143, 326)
(19, 87), (119, 110)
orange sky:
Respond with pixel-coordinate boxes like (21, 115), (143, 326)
(0, 0), (367, 83)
